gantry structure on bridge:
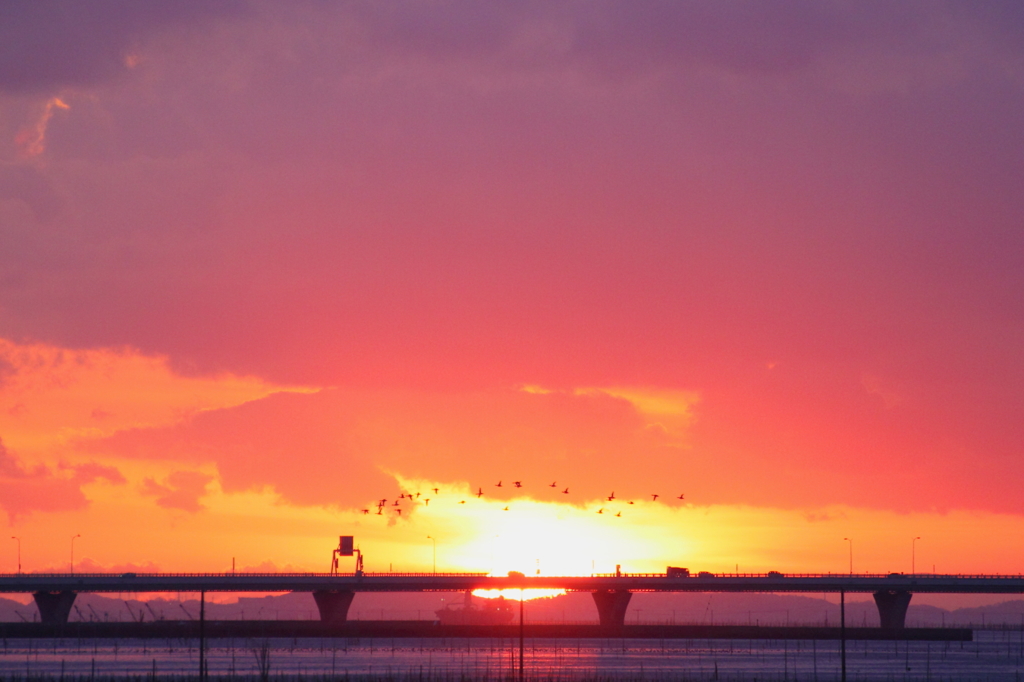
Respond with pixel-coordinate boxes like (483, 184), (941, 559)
(4, 571), (1024, 628)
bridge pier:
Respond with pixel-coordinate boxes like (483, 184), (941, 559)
(873, 589), (912, 629)
(311, 590), (355, 624)
(591, 590), (632, 627)
(33, 591), (77, 624)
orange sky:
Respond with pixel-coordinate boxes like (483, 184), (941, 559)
(1, 336), (1022, 597)
(2, 2), (1024, 606)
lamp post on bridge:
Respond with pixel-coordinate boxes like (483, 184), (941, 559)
(427, 536), (436, 574)
(10, 537), (20, 573)
(70, 534), (80, 575)
(912, 537), (921, 574)
(843, 537), (853, 575)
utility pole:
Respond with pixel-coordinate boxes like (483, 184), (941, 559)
(843, 537), (853, 575)
(840, 590), (847, 682)
(912, 537), (921, 574)
(199, 591), (206, 682)
(519, 590), (525, 682)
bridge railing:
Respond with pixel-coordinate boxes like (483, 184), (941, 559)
(3, 572), (1024, 580)
(0, 572), (490, 579)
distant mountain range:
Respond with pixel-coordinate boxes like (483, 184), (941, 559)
(4, 591), (1024, 627)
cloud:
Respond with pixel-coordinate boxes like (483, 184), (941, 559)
(85, 386), (693, 509)
(140, 470), (213, 512)
(15, 97), (69, 158)
(0, 337), (314, 455)
(0, 0), (1023, 525)
(0, 438), (124, 521)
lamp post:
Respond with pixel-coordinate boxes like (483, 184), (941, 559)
(912, 537), (921, 574)
(427, 536), (436, 574)
(70, 534), (80, 575)
(843, 537), (853, 575)
(10, 537), (20, 573)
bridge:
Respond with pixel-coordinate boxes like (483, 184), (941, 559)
(5, 571), (1024, 628)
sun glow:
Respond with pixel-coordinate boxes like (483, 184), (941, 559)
(473, 588), (566, 601)
(391, 475), (681, 577)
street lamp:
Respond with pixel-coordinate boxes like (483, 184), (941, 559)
(912, 537), (921, 574)
(427, 536), (436, 574)
(843, 538), (853, 575)
(70, 534), (80, 575)
(10, 537), (20, 573)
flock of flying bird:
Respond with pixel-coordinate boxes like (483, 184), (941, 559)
(359, 481), (685, 519)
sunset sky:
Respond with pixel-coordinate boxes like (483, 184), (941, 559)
(2, 1), (1024, 592)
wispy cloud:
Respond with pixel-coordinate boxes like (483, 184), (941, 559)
(15, 97), (69, 158)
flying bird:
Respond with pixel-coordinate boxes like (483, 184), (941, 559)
(561, 488), (569, 494)
(503, 506), (510, 511)
(459, 500), (466, 504)
(677, 493), (685, 500)
(396, 509), (402, 516)
(476, 487), (484, 498)
(360, 509), (370, 515)
(376, 509), (383, 515)
(607, 492), (616, 501)
(514, 481), (522, 488)
(549, 482), (557, 488)
(627, 501), (635, 505)
(432, 488), (440, 494)
(616, 512), (622, 517)
(495, 481), (503, 487)
(596, 508), (604, 514)
(415, 492), (421, 498)
(651, 494), (659, 501)
(424, 499), (430, 506)
(393, 500), (400, 506)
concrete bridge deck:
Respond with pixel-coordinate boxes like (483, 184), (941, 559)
(4, 572), (1024, 628)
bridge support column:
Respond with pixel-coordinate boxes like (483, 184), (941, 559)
(873, 590), (912, 629)
(591, 590), (632, 627)
(311, 590), (355, 624)
(33, 591), (77, 624)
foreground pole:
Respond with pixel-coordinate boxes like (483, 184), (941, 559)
(519, 591), (524, 682)
(199, 591), (206, 682)
(840, 590), (846, 682)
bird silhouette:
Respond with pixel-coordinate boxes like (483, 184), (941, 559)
(503, 506), (510, 511)
(549, 482), (557, 488)
(676, 493), (685, 500)
(459, 500), (466, 504)
(476, 487), (484, 498)
(392, 500), (400, 506)
(627, 501), (635, 505)
(616, 512), (622, 517)
(399, 493), (406, 499)
(597, 508), (604, 514)
(561, 488), (569, 494)
(607, 491), (616, 501)
(376, 509), (383, 515)
(360, 509), (370, 514)
(416, 492), (421, 498)
(432, 488), (440, 494)
(651, 494), (659, 501)
(396, 509), (402, 516)
(424, 499), (431, 506)
(495, 480), (503, 487)
(513, 481), (522, 488)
